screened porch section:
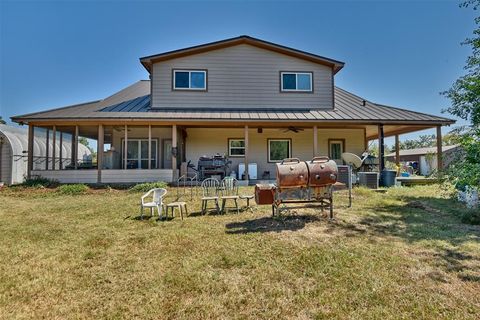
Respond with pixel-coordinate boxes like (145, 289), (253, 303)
(102, 125), (177, 170)
(28, 124), (179, 183)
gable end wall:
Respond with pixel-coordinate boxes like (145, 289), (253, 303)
(151, 44), (333, 109)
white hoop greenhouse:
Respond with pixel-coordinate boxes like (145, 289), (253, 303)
(0, 124), (91, 185)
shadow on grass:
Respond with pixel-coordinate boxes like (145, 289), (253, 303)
(359, 197), (478, 244)
(336, 195), (480, 282)
(225, 214), (323, 234)
(185, 206), (253, 217)
(130, 215), (175, 222)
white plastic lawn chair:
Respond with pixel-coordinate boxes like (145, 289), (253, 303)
(140, 188), (167, 219)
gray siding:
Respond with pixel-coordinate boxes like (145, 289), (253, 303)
(151, 44), (333, 109)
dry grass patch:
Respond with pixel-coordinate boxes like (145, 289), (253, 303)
(0, 184), (479, 319)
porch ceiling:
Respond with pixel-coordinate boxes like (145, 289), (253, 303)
(32, 123), (438, 141)
(365, 124), (436, 140)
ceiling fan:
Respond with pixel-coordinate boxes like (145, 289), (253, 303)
(280, 126), (304, 133)
(113, 126), (131, 132)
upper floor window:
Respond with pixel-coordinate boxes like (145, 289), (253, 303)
(173, 70), (207, 90)
(280, 72), (312, 92)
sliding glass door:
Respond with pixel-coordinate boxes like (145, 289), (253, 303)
(122, 139), (157, 169)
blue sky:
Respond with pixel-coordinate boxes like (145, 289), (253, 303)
(0, 0), (477, 143)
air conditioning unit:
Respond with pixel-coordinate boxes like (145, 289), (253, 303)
(358, 172), (379, 189)
(238, 163), (257, 180)
(337, 165), (352, 187)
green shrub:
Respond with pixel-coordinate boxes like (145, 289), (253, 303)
(129, 182), (168, 193)
(447, 130), (480, 191)
(57, 184), (89, 195)
(21, 176), (59, 188)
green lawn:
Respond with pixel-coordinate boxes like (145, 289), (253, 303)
(0, 184), (479, 319)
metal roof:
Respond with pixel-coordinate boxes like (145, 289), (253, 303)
(11, 80), (455, 125)
(385, 145), (459, 157)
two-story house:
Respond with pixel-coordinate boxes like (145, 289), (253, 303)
(11, 36), (454, 184)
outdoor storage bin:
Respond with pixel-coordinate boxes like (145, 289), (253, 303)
(380, 170), (397, 187)
(255, 184), (276, 205)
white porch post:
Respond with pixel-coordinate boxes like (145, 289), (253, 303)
(148, 125), (152, 169)
(124, 124), (128, 170)
(52, 126), (56, 170)
(97, 124), (104, 183)
(172, 124), (177, 181)
(313, 125), (318, 157)
(244, 125), (249, 180)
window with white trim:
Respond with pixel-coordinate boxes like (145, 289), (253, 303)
(281, 72), (312, 92)
(268, 139), (291, 162)
(228, 139), (245, 157)
(173, 70), (206, 90)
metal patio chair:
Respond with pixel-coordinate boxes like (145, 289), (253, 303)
(140, 188), (167, 219)
(201, 178), (220, 214)
(220, 177), (240, 214)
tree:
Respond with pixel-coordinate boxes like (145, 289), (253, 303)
(78, 136), (96, 157)
(442, 1), (480, 126)
(443, 1), (480, 202)
(368, 142), (392, 157)
(0, 116), (6, 125)
(390, 134), (437, 152)
(443, 128), (465, 145)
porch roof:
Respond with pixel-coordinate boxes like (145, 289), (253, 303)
(11, 80), (455, 130)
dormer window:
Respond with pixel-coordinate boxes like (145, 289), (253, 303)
(173, 69), (207, 90)
(280, 72), (313, 92)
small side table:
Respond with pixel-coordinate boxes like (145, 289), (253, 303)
(164, 202), (188, 220)
(239, 194), (254, 212)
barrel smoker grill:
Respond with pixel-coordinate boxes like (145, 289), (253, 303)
(256, 157), (338, 218)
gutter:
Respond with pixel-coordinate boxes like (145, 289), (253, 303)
(11, 117), (456, 126)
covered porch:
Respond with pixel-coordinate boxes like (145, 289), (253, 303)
(25, 120), (446, 184)
(12, 81), (455, 185)
(183, 122), (445, 181)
